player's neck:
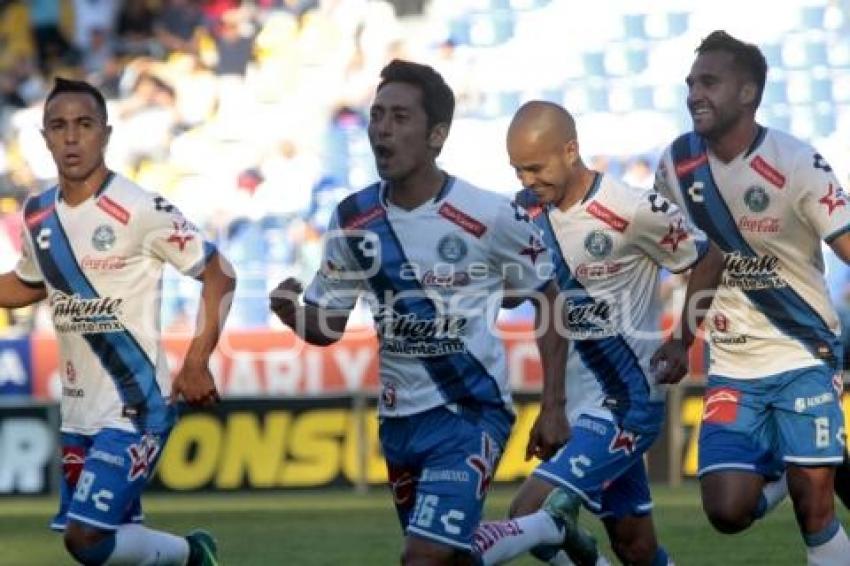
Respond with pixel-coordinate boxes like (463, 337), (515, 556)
(385, 165), (445, 210)
(59, 165), (110, 207)
(706, 119), (759, 163)
(557, 167), (596, 212)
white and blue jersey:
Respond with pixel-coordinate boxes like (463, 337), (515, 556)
(15, 172), (216, 435)
(516, 173), (708, 433)
(305, 175), (551, 418)
(655, 127), (850, 378)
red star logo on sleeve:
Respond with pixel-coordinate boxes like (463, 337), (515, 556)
(819, 183), (846, 216)
(659, 219), (688, 252)
(519, 236), (546, 264)
(166, 220), (195, 251)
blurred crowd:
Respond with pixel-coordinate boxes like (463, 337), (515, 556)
(0, 0), (848, 337)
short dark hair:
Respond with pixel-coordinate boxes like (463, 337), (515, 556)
(696, 30), (768, 108)
(45, 77), (108, 122)
(377, 59), (454, 130)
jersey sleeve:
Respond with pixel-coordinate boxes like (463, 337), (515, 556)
(795, 150), (850, 244)
(303, 209), (366, 311)
(141, 194), (215, 276)
(489, 198), (552, 293)
(632, 189), (709, 273)
(652, 149), (679, 203)
(14, 222), (44, 285)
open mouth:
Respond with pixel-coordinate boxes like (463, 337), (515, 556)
(373, 145), (394, 161)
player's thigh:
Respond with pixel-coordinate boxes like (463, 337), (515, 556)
(403, 535), (478, 566)
(66, 429), (168, 530)
(383, 407), (511, 553)
(533, 414), (657, 514)
(698, 375), (781, 478)
(773, 365), (845, 466)
(598, 457), (653, 520)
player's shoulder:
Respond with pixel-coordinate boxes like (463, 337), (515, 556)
(590, 173), (647, 221)
(444, 176), (518, 224)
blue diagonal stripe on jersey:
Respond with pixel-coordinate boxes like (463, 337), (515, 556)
(671, 133), (839, 363)
(518, 189), (652, 431)
(24, 189), (170, 431)
(336, 184), (504, 409)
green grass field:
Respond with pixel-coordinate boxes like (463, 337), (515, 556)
(0, 483), (843, 565)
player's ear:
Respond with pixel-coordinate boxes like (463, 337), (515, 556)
(564, 139), (580, 165)
(740, 83), (756, 106)
(428, 123), (449, 150)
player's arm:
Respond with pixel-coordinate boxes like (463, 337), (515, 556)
(0, 272), (46, 308)
(830, 233), (850, 264)
(652, 242), (724, 384)
(269, 277), (350, 346)
(527, 279), (570, 461)
(172, 251), (237, 406)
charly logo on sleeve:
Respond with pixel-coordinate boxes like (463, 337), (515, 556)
(49, 291), (125, 334)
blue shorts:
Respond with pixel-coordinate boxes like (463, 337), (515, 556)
(698, 365), (845, 478)
(380, 405), (513, 552)
(51, 428), (169, 532)
(533, 414), (658, 519)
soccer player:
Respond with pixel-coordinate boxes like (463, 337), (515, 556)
(269, 60), (570, 565)
(653, 30), (850, 564)
(0, 78), (235, 565)
(471, 101), (723, 566)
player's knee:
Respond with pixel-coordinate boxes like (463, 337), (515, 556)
(702, 500), (753, 534)
(63, 523), (115, 565)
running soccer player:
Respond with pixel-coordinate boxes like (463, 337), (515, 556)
(653, 30), (850, 564)
(269, 60), (569, 565)
(472, 101), (723, 566)
(0, 77), (235, 566)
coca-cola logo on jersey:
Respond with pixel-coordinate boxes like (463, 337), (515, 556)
(80, 255), (128, 271)
(722, 251), (787, 290)
(49, 291), (125, 334)
(737, 216), (780, 233)
(564, 299), (614, 338)
(420, 270), (471, 288)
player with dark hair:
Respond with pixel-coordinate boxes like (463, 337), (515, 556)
(654, 30), (850, 563)
(0, 77), (235, 565)
(270, 59), (570, 565)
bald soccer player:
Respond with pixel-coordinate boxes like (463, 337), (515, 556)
(471, 101), (724, 566)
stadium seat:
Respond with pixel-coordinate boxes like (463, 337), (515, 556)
(800, 5), (826, 28)
(833, 72), (850, 103)
(805, 40), (829, 68)
(811, 76), (833, 103)
(763, 79), (788, 105)
(469, 11), (515, 46)
(623, 14), (647, 40)
(828, 40), (850, 68)
(583, 51), (607, 77)
(813, 104), (837, 137)
(632, 85), (655, 110)
(586, 85), (610, 112)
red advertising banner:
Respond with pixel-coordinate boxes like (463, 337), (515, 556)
(30, 323), (552, 399)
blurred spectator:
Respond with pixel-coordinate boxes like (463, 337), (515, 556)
(71, 0), (119, 52)
(209, 8), (256, 77)
(30, 0), (80, 74)
(115, 0), (160, 58)
(154, 0), (206, 56)
(622, 156), (655, 189)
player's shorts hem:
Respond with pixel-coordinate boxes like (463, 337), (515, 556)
(784, 456), (845, 465)
(697, 463), (758, 478)
(597, 501), (653, 519)
(406, 526), (472, 552)
(532, 469), (601, 512)
(66, 513), (120, 531)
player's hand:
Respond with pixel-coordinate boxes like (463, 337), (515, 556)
(171, 360), (220, 407)
(269, 277), (303, 328)
(650, 339), (689, 384)
(526, 404), (570, 461)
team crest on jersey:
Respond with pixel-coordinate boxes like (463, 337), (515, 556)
(437, 234), (468, 263)
(584, 230), (612, 259)
(91, 225), (116, 251)
(743, 186), (770, 213)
